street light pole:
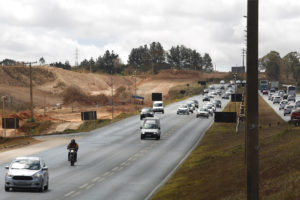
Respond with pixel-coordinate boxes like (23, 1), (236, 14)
(246, 0), (259, 199)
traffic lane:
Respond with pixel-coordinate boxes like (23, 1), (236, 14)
(0, 91), (227, 200)
(0, 99), (199, 200)
(0, 120), (147, 200)
(259, 93), (292, 121)
(67, 113), (213, 200)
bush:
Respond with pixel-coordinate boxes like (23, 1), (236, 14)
(62, 85), (109, 105)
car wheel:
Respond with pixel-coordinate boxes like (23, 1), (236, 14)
(156, 135), (160, 140)
(44, 180), (49, 191)
(284, 113), (286, 116)
(39, 180), (45, 192)
(5, 186), (9, 192)
(162, 111), (164, 114)
(141, 135), (144, 140)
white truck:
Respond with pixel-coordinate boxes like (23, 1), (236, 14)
(270, 81), (279, 91)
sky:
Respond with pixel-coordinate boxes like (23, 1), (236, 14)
(0, 0), (300, 71)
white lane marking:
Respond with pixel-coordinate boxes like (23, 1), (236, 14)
(64, 191), (75, 197)
(112, 167), (119, 171)
(97, 177), (105, 183)
(71, 191), (81, 197)
(121, 162), (126, 166)
(118, 167), (124, 171)
(103, 172), (110, 177)
(79, 183), (89, 189)
(92, 176), (101, 182)
(108, 172), (114, 176)
(86, 183), (95, 190)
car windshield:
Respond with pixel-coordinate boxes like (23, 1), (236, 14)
(11, 159), (41, 170)
(200, 108), (207, 112)
(179, 105), (187, 108)
(154, 103), (162, 107)
(143, 121), (158, 129)
(142, 108), (151, 112)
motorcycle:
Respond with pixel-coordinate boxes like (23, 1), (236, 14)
(69, 148), (77, 166)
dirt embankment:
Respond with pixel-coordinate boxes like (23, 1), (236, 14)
(0, 66), (229, 136)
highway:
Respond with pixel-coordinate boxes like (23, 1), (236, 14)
(0, 89), (229, 200)
(260, 92), (300, 121)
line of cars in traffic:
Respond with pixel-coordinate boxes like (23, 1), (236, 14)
(264, 89), (300, 122)
(139, 83), (231, 140)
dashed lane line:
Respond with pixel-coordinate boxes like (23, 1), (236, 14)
(86, 183), (95, 190)
(92, 176), (101, 182)
(79, 183), (89, 189)
(112, 166), (119, 171)
(97, 177), (105, 183)
(103, 172), (110, 177)
(64, 191), (75, 197)
(71, 191), (81, 198)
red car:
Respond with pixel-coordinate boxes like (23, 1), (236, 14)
(262, 90), (268, 95)
(291, 108), (300, 126)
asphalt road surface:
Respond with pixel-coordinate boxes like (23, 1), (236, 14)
(0, 88), (229, 200)
(260, 92), (300, 121)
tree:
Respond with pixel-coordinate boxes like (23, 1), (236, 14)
(191, 50), (203, 71)
(167, 46), (181, 69)
(261, 51), (282, 81)
(1, 59), (16, 66)
(203, 53), (213, 72)
(39, 57), (45, 65)
(149, 42), (165, 65)
(282, 51), (300, 83)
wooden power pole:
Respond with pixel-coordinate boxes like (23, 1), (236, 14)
(24, 61), (37, 120)
(246, 0), (259, 199)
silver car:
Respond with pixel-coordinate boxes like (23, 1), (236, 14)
(177, 104), (189, 115)
(284, 104), (295, 116)
(5, 157), (49, 192)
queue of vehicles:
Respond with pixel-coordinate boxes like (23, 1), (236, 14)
(4, 81), (230, 192)
(264, 87), (300, 119)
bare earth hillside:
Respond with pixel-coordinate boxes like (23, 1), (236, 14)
(0, 66), (229, 136)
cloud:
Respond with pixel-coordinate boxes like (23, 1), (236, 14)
(0, 0), (299, 71)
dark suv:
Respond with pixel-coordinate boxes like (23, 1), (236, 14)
(140, 108), (154, 120)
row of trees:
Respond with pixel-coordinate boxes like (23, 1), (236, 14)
(1, 41), (213, 74)
(78, 42), (213, 74)
(260, 51), (300, 84)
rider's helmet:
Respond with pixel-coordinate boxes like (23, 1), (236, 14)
(71, 139), (75, 144)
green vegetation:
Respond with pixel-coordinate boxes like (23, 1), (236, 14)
(20, 120), (52, 136)
(260, 51), (300, 85)
(152, 97), (300, 200)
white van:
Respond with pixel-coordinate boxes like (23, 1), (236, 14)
(153, 101), (164, 114)
(140, 117), (161, 140)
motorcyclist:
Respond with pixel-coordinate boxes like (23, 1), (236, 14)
(67, 139), (79, 161)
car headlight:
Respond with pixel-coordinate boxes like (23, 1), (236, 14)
(33, 173), (41, 178)
(6, 172), (13, 178)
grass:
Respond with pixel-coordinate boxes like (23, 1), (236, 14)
(152, 96), (300, 200)
(0, 137), (39, 151)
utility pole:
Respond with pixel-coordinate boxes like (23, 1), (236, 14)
(24, 62), (37, 120)
(242, 48), (246, 68)
(75, 48), (79, 67)
(134, 69), (137, 97)
(111, 70), (114, 120)
(246, 0), (259, 199)
(1, 96), (6, 137)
